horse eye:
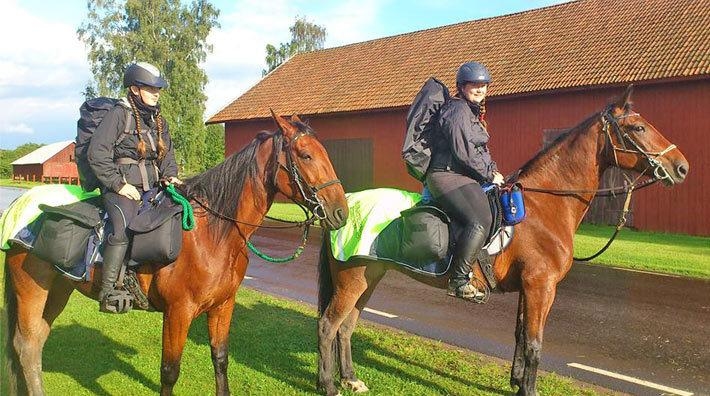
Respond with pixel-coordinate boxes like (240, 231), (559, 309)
(632, 125), (645, 133)
(300, 153), (312, 161)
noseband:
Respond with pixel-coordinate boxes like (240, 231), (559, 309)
(273, 130), (341, 220)
(602, 107), (676, 184)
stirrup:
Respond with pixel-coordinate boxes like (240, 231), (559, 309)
(99, 289), (134, 314)
(447, 282), (486, 303)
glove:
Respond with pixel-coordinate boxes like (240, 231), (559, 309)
(117, 183), (141, 200)
(491, 172), (505, 186)
(162, 176), (183, 187)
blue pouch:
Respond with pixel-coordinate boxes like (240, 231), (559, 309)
(500, 182), (526, 225)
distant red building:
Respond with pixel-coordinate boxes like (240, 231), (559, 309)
(11, 141), (79, 184)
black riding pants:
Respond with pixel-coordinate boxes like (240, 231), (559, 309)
(103, 190), (141, 245)
(426, 171), (492, 231)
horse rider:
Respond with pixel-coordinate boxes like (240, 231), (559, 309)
(425, 61), (504, 301)
(88, 61), (182, 313)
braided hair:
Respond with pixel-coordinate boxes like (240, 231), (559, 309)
(126, 92), (167, 160)
(479, 99), (488, 129)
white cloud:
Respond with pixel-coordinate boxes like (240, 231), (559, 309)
(0, 122), (33, 135)
(203, 0), (384, 118)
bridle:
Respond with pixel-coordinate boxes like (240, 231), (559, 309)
(601, 105), (676, 185)
(523, 106), (678, 261)
(272, 129), (342, 221)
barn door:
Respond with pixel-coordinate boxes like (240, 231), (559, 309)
(322, 138), (373, 193)
(543, 129), (634, 226)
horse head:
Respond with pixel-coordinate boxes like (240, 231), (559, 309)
(601, 85), (689, 186)
(270, 111), (349, 230)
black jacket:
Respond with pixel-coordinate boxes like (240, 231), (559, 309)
(88, 101), (178, 192)
(428, 97), (497, 182)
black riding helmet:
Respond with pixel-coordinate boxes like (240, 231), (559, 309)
(123, 62), (168, 88)
(456, 61), (492, 86)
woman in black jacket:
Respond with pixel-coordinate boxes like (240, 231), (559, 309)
(426, 61), (504, 301)
(88, 62), (181, 313)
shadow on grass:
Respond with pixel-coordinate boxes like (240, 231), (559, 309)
(187, 297), (509, 395)
(43, 323), (160, 395)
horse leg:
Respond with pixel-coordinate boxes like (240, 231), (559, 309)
(517, 282), (557, 396)
(510, 292), (525, 389)
(206, 299), (236, 396)
(43, 278), (75, 325)
(317, 264), (369, 396)
(8, 255), (59, 396)
(338, 268), (385, 393)
(160, 305), (194, 396)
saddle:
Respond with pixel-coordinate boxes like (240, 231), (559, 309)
(372, 183), (525, 290)
(19, 188), (184, 306)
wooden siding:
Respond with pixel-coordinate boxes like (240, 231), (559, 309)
(223, 80), (708, 235)
(11, 144), (79, 184)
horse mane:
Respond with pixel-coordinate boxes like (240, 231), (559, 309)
(517, 100), (634, 177)
(183, 130), (278, 240)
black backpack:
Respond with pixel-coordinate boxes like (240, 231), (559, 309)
(401, 77), (450, 181)
(75, 98), (131, 192)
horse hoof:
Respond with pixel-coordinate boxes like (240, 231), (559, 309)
(342, 379), (369, 393)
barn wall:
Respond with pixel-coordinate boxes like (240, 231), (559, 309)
(223, 80), (709, 235)
(43, 144), (79, 180)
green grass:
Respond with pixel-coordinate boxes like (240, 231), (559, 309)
(32, 288), (609, 395)
(0, 179), (43, 189)
(574, 224), (710, 279)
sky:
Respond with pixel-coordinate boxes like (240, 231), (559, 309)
(0, 0), (571, 149)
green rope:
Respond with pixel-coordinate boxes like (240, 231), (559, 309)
(246, 224), (310, 263)
(165, 184), (195, 230)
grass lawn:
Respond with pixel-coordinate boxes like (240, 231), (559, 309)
(22, 287), (609, 395)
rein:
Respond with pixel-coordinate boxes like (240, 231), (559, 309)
(190, 129), (341, 263)
(523, 107), (675, 261)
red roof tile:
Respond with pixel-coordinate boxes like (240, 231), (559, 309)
(208, 0), (710, 123)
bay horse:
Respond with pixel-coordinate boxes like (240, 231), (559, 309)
(3, 113), (348, 395)
(316, 86), (689, 396)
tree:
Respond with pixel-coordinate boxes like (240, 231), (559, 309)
(78, 0), (220, 175)
(262, 15), (326, 76)
(0, 143), (44, 178)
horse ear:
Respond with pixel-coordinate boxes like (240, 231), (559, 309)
(616, 84), (634, 110)
(270, 108), (296, 138)
(291, 114), (303, 124)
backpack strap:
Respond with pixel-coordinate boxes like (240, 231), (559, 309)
(114, 106), (161, 191)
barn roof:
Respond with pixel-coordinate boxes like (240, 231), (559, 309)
(208, 0), (710, 124)
(11, 141), (74, 165)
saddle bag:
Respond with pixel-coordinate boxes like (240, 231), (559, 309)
(129, 194), (183, 264)
(399, 205), (450, 265)
(500, 183), (526, 225)
(33, 199), (103, 269)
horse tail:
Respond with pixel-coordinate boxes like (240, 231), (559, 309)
(1, 251), (21, 395)
(317, 231), (333, 317)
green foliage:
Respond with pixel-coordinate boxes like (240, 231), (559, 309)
(203, 123), (225, 169)
(574, 224), (710, 278)
(263, 15), (326, 76)
(0, 143), (44, 178)
(77, 0), (221, 175)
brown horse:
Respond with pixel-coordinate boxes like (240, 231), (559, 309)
(3, 113), (348, 395)
(316, 86), (689, 396)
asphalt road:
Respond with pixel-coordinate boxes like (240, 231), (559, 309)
(245, 225), (709, 396)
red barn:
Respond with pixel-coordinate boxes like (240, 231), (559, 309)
(11, 141), (79, 184)
(208, 0), (709, 236)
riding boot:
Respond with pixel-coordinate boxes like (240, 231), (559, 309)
(447, 224), (488, 301)
(98, 240), (130, 313)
